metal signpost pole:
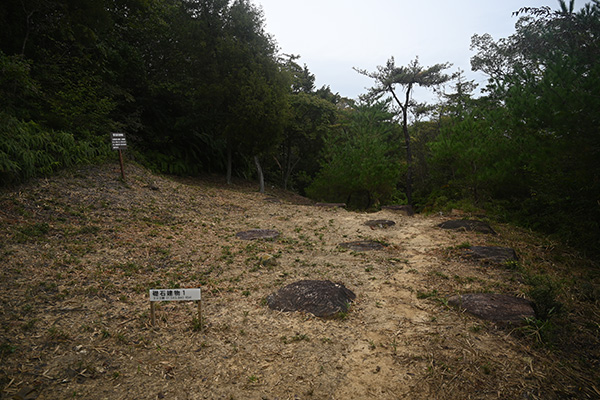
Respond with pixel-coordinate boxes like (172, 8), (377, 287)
(110, 133), (127, 181)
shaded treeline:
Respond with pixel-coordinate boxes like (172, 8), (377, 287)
(0, 0), (340, 186)
(424, 1), (600, 258)
(1, 0), (598, 258)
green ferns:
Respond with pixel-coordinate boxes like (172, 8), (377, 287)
(0, 114), (107, 185)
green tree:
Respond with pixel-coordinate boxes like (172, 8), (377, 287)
(219, 0), (289, 190)
(467, 0), (600, 255)
(355, 57), (453, 206)
(0, 51), (39, 120)
(307, 101), (402, 208)
(273, 56), (338, 191)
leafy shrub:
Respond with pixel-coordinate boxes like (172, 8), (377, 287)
(306, 101), (403, 208)
(0, 113), (107, 185)
(527, 274), (563, 321)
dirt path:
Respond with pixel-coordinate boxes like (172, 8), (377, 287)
(0, 163), (594, 399)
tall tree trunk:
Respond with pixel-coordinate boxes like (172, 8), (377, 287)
(390, 85), (414, 207)
(283, 138), (291, 190)
(284, 147), (300, 191)
(401, 104), (413, 207)
(21, 11), (35, 56)
(254, 155), (265, 193)
(226, 140), (232, 185)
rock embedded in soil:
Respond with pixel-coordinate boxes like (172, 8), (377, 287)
(266, 280), (356, 318)
(467, 246), (518, 264)
(235, 229), (280, 240)
(437, 219), (496, 234)
(339, 240), (386, 251)
(258, 254), (279, 267)
(364, 219), (396, 229)
(315, 202), (346, 208)
(448, 293), (535, 325)
(381, 205), (414, 216)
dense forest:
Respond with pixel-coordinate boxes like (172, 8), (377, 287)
(1, 0), (598, 259)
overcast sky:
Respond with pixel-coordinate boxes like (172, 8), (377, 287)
(255, 0), (584, 102)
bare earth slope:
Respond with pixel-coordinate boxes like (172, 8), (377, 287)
(0, 163), (598, 399)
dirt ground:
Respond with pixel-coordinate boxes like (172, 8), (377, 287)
(0, 162), (598, 399)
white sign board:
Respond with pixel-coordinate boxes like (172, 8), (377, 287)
(111, 132), (127, 150)
(149, 288), (201, 302)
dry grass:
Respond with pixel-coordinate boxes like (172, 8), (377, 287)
(0, 161), (598, 399)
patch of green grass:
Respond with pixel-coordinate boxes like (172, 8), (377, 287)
(416, 289), (449, 306)
(0, 342), (16, 356)
(576, 280), (600, 303)
(166, 280), (180, 289)
(47, 327), (70, 341)
(430, 270), (449, 280)
(516, 316), (556, 345)
(417, 289), (439, 299)
(191, 317), (203, 332)
(453, 275), (477, 283)
(155, 247), (171, 256)
(281, 333), (310, 344)
(115, 333), (129, 345)
(77, 225), (100, 235)
(20, 222), (50, 237)
(503, 260), (521, 270)
(526, 274), (563, 320)
(21, 318), (37, 331)
(454, 242), (471, 249)
(14, 222), (50, 242)
(481, 363), (493, 375)
(111, 262), (142, 276)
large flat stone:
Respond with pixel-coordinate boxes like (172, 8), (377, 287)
(267, 280), (356, 318)
(315, 203), (346, 208)
(339, 240), (385, 251)
(364, 219), (396, 229)
(235, 229), (280, 240)
(448, 293), (535, 325)
(381, 205), (414, 216)
(438, 219), (496, 234)
(467, 246), (518, 264)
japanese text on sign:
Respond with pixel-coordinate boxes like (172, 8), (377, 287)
(111, 132), (127, 150)
(149, 288), (201, 302)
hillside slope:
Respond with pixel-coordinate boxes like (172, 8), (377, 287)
(0, 162), (598, 399)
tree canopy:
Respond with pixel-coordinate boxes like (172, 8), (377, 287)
(427, 0), (600, 257)
(1, 0), (598, 259)
(0, 0), (290, 179)
(355, 57), (454, 206)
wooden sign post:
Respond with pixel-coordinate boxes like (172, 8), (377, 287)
(149, 288), (202, 330)
(110, 132), (127, 180)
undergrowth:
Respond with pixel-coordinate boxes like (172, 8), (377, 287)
(0, 113), (108, 186)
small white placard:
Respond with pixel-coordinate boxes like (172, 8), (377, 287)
(111, 132), (127, 150)
(149, 288), (201, 302)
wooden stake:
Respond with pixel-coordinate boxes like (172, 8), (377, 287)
(118, 149), (125, 180)
(197, 299), (203, 332)
(150, 302), (156, 326)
